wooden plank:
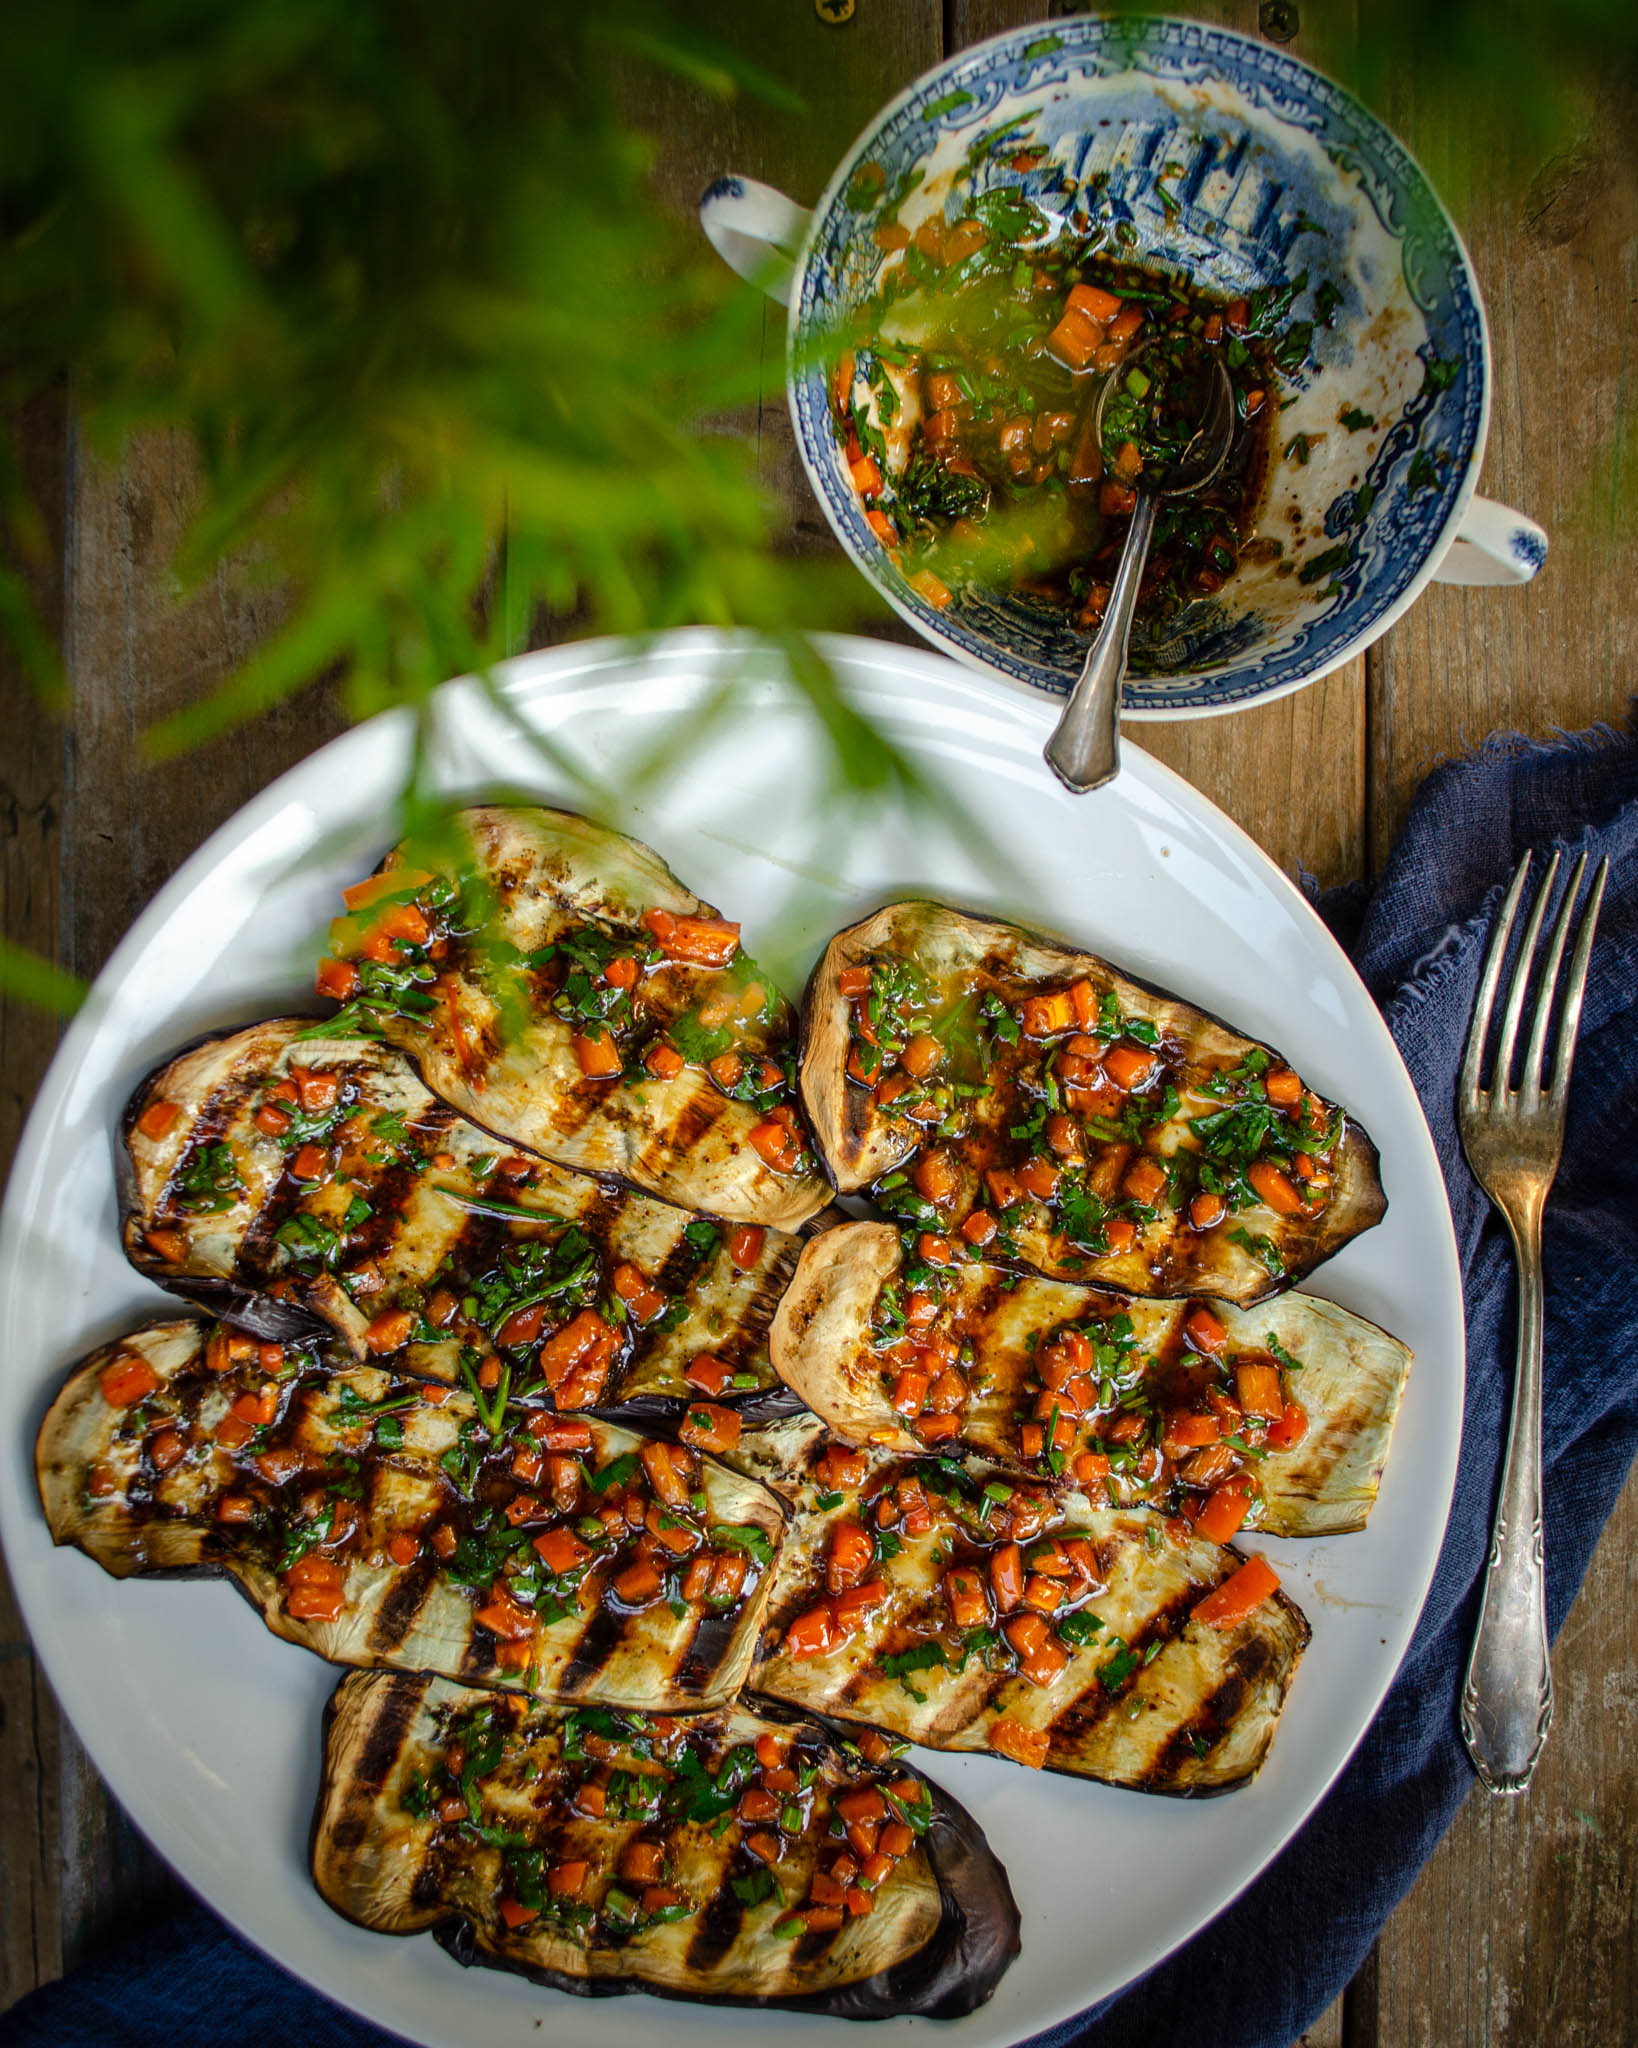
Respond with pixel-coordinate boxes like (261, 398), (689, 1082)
(5, 421), (346, 1999)
(1358, 65), (1638, 2048)
(1365, 82), (1638, 864)
(1364, 1483), (1638, 2045)
(949, 0), (1367, 888)
(0, 388), (69, 2012)
(628, 0), (942, 583)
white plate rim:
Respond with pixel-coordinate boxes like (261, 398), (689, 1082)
(0, 626), (1463, 2044)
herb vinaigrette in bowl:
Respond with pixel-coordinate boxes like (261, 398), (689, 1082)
(833, 179), (1316, 640)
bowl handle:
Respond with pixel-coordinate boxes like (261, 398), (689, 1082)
(1432, 495), (1549, 586)
(699, 176), (812, 309)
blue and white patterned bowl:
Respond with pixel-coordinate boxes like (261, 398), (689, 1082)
(702, 15), (1546, 718)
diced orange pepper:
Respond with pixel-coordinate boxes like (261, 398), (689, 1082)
(726, 1223), (765, 1271)
(1184, 1305), (1228, 1354)
(1192, 1554), (1281, 1628)
(987, 1717), (1050, 1768)
(684, 1353), (733, 1397)
(290, 1067), (340, 1113)
(314, 957), (359, 1002)
(1266, 1398), (1309, 1451)
(612, 1557), (662, 1607)
(908, 569), (953, 609)
(536, 1310), (616, 1399)
(891, 1367), (929, 1418)
(900, 1032), (943, 1081)
(990, 1541), (1024, 1613)
(386, 1532), (421, 1567)
(1016, 1155), (1060, 1201)
(785, 1602), (839, 1658)
(363, 1308), (414, 1354)
(640, 1438), (693, 1510)
(1235, 1359), (1286, 1421)
(532, 1525), (591, 1575)
(645, 1040), (685, 1081)
(913, 1149), (959, 1206)
(497, 1896), (538, 1929)
(1248, 1160), (1304, 1215)
(547, 1860), (589, 1899)
(1165, 1411), (1222, 1453)
(1190, 1191), (1227, 1231)
(283, 1556), (346, 1624)
(1047, 305), (1103, 370)
(136, 1098), (180, 1140)
(834, 1580), (888, 1631)
(572, 1030), (623, 1080)
(945, 1568), (990, 1630)
(826, 1519), (875, 1594)
(641, 909), (741, 967)
(99, 1352), (161, 1407)
(1194, 1477), (1255, 1544)
(474, 1581), (537, 1641)
(680, 1402), (741, 1454)
(530, 1413), (593, 1450)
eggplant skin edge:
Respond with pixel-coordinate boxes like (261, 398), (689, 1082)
(310, 1682), (1021, 2022)
(796, 898), (1388, 1303)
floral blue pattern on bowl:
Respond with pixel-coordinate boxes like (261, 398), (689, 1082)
(703, 16), (1546, 719)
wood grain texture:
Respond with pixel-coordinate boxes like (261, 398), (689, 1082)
(0, 389), (69, 2011)
(1, 423), (347, 2009)
(1362, 1484), (1638, 2046)
(1365, 75), (1638, 865)
(1357, 60), (1638, 2048)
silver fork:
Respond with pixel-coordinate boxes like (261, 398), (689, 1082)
(1457, 848), (1608, 1794)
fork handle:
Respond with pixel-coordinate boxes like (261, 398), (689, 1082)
(1460, 1203), (1554, 1793)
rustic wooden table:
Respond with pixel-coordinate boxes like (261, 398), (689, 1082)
(2, 3), (1633, 2042)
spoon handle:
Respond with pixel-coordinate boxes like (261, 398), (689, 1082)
(1043, 491), (1158, 795)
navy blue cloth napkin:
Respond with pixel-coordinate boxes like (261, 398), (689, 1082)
(7, 728), (1637, 2048)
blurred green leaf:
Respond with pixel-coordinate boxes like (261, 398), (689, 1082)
(0, 941), (86, 1017)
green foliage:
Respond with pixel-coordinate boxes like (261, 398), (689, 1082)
(0, 0), (903, 1013)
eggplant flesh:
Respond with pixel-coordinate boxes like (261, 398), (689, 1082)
(800, 900), (1387, 1304)
(36, 1320), (783, 1711)
(319, 806), (830, 1228)
(771, 1222), (1412, 1537)
(750, 1440), (1309, 1795)
(312, 1670), (1019, 2018)
(121, 1019), (805, 1409)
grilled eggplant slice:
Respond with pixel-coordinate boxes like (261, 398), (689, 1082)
(314, 806), (829, 1227)
(771, 1222), (1411, 1537)
(37, 1320), (783, 1710)
(313, 1671), (1018, 2017)
(801, 901), (1386, 1303)
(751, 1437), (1308, 1793)
(122, 1020), (806, 1412)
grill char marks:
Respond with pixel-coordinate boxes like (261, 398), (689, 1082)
(632, 1077), (730, 1195)
(559, 1600), (628, 1696)
(329, 807), (830, 1228)
(798, 899), (1388, 1303)
(682, 1880), (746, 1977)
(366, 1550), (441, 1662)
(121, 1020), (807, 1409)
(770, 1221), (1411, 1538)
(751, 1469), (1309, 1795)
(38, 1319), (785, 1713)
(312, 1671), (1020, 2017)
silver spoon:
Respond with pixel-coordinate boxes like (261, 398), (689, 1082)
(1043, 341), (1236, 795)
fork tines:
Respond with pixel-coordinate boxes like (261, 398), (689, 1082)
(1460, 850), (1610, 1110)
